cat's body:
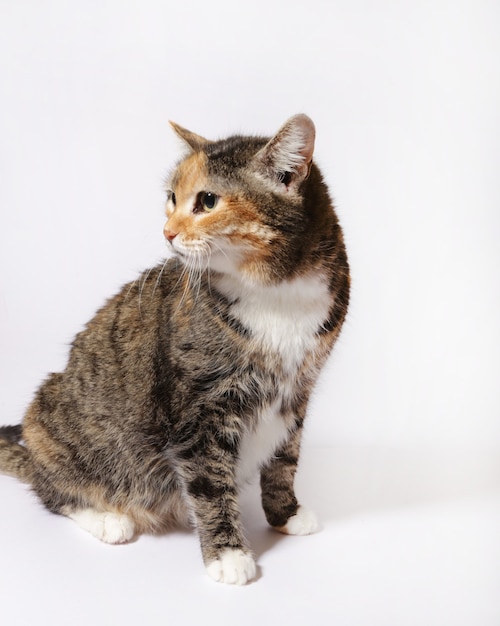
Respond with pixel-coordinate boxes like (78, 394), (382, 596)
(0, 115), (349, 584)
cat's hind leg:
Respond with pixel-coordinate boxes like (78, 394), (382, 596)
(64, 508), (135, 544)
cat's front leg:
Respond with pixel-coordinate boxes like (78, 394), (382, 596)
(180, 449), (256, 585)
(260, 425), (319, 536)
(205, 548), (256, 586)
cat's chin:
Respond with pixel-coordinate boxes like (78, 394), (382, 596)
(204, 252), (240, 277)
(173, 249), (210, 272)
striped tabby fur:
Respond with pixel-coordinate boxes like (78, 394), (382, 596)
(0, 114), (349, 584)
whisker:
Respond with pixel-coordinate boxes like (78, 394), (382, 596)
(174, 261), (191, 313)
(151, 258), (169, 300)
(136, 266), (156, 315)
(170, 256), (190, 300)
(125, 278), (139, 300)
(205, 250), (213, 296)
(194, 247), (208, 305)
(208, 238), (230, 263)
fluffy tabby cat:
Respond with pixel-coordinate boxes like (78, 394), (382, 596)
(0, 114), (349, 585)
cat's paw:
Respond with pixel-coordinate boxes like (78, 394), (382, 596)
(100, 512), (135, 544)
(206, 548), (257, 585)
(68, 509), (135, 544)
(274, 506), (319, 536)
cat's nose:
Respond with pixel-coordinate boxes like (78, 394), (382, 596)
(164, 228), (178, 243)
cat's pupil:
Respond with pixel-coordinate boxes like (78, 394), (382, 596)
(171, 192), (176, 206)
(202, 192), (217, 210)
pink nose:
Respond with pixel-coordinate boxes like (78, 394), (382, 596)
(164, 229), (178, 243)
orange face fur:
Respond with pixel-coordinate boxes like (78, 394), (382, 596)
(164, 151), (276, 280)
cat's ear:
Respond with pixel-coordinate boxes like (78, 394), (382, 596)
(254, 114), (315, 190)
(169, 121), (211, 152)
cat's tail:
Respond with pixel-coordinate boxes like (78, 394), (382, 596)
(0, 424), (33, 483)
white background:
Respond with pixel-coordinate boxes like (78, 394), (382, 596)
(0, 1), (499, 625)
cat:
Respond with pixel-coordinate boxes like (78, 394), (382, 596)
(0, 114), (350, 585)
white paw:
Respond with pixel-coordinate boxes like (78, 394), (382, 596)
(276, 506), (319, 536)
(206, 548), (257, 585)
(68, 509), (135, 544)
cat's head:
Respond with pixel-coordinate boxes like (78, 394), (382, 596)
(164, 114), (329, 284)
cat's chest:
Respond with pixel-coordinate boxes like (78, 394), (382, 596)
(217, 272), (332, 372)
(236, 398), (290, 484)
(213, 272), (332, 483)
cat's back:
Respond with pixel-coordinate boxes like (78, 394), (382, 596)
(69, 261), (178, 366)
(24, 262), (183, 424)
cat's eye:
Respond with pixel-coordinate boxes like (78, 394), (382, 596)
(277, 171), (293, 186)
(194, 191), (218, 213)
(202, 192), (218, 211)
(167, 190), (176, 206)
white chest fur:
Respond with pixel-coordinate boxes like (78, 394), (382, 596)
(236, 399), (290, 484)
(215, 272), (332, 372)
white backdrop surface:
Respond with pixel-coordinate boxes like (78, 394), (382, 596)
(0, 1), (499, 625)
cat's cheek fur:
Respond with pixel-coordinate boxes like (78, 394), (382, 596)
(206, 548), (257, 585)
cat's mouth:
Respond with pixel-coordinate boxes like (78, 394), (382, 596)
(171, 246), (187, 258)
(167, 237), (214, 273)
(170, 237), (209, 258)
(171, 236), (249, 278)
